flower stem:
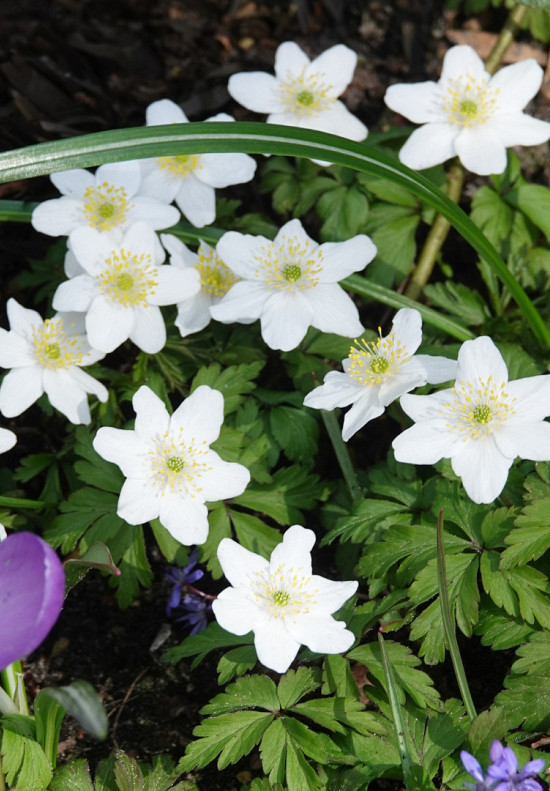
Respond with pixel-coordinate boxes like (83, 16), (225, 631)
(1, 662), (30, 716)
(378, 632), (414, 788)
(404, 163), (464, 301)
(484, 3), (529, 76)
(436, 510), (477, 722)
(320, 409), (362, 501)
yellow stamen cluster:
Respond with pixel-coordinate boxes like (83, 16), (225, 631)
(157, 154), (200, 177)
(442, 376), (515, 440)
(348, 329), (407, 386)
(279, 69), (336, 117)
(251, 563), (319, 619)
(196, 248), (237, 297)
(98, 249), (158, 307)
(255, 236), (323, 291)
(33, 318), (85, 370)
(443, 74), (499, 127)
(149, 429), (212, 497)
(83, 182), (132, 231)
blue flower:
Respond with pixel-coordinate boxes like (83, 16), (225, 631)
(165, 548), (204, 616)
(461, 750), (495, 791)
(175, 594), (211, 635)
(487, 740), (545, 791)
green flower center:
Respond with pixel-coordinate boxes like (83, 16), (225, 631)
(117, 273), (134, 291)
(273, 590), (290, 606)
(370, 355), (389, 374)
(283, 263), (302, 282)
(45, 343), (61, 360)
(473, 404), (492, 424)
(459, 99), (478, 116)
(166, 456), (185, 473)
(98, 202), (115, 219)
(296, 90), (315, 106)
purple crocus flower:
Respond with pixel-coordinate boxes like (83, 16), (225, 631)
(165, 548), (204, 616)
(175, 593), (211, 635)
(461, 750), (496, 791)
(0, 532), (65, 670)
(487, 740), (545, 791)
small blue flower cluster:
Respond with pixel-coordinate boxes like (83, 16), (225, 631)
(461, 741), (545, 791)
(164, 548), (211, 635)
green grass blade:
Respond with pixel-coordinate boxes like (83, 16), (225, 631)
(378, 632), (414, 788)
(0, 122), (545, 345)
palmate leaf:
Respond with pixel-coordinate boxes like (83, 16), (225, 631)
(0, 122), (545, 346)
(0, 714), (52, 791)
(474, 598), (536, 650)
(481, 552), (550, 629)
(495, 670), (550, 731)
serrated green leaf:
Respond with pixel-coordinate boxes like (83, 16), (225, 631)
(506, 183), (550, 241)
(423, 281), (490, 326)
(269, 405), (319, 465)
(283, 716), (343, 765)
(260, 718), (287, 786)
(317, 185), (369, 241)
(321, 654), (360, 699)
(474, 599), (535, 650)
(357, 174), (419, 207)
(233, 466), (324, 524)
(217, 645), (258, 685)
(471, 185), (514, 248)
(324, 499), (412, 545)
(114, 751), (145, 791)
(277, 667), (321, 709)
(163, 622), (253, 669)
(495, 669), (550, 731)
(190, 361), (264, 414)
(45, 488), (121, 554)
(510, 632), (550, 676)
(502, 496), (550, 568)
(0, 714), (52, 791)
(367, 208), (419, 287)
(49, 759), (94, 791)
(114, 526), (153, 608)
(228, 509), (282, 558)
(202, 675), (279, 716)
(285, 734), (322, 790)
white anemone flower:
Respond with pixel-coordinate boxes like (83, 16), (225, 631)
(52, 222), (200, 354)
(210, 218), (376, 351)
(93, 385), (250, 545)
(161, 234), (239, 337)
(228, 41), (367, 144)
(304, 308), (457, 441)
(392, 336), (550, 504)
(0, 427), (16, 454)
(140, 99), (257, 228)
(0, 300), (108, 424)
(384, 45), (550, 175)
(31, 160), (180, 242)
(212, 525), (358, 673)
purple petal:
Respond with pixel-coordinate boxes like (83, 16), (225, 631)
(519, 760), (545, 777)
(0, 533), (65, 670)
(461, 751), (486, 782)
(490, 741), (504, 764)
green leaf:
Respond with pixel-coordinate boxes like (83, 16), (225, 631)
(163, 622), (253, 669)
(324, 499), (412, 545)
(317, 185), (369, 241)
(284, 733), (323, 791)
(494, 671), (550, 730)
(357, 174), (419, 207)
(49, 759), (94, 791)
(233, 466), (324, 525)
(367, 207), (419, 287)
(502, 493), (550, 568)
(260, 719), (287, 786)
(471, 185), (514, 248)
(474, 599), (535, 650)
(46, 488), (121, 554)
(348, 641), (441, 710)
(423, 281), (490, 326)
(277, 667), (321, 709)
(506, 183), (550, 241)
(283, 716), (343, 765)
(191, 361), (264, 414)
(269, 405), (319, 465)
(73, 427), (124, 493)
(64, 542), (121, 594)
(38, 681), (108, 740)
(0, 714), (52, 791)
(178, 710), (274, 772)
(217, 645), (258, 685)
(201, 675), (280, 715)
(510, 632), (550, 676)
(114, 526), (153, 608)
(229, 509), (282, 558)
(113, 751), (145, 791)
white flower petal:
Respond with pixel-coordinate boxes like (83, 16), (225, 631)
(50, 168), (94, 198)
(150, 266), (200, 306)
(174, 174), (216, 227)
(414, 354), (457, 384)
(399, 389), (453, 422)
(93, 426), (149, 478)
(307, 284), (364, 338)
(133, 384), (171, 439)
(0, 330), (34, 368)
(6, 299), (43, 337)
(489, 113), (550, 147)
(31, 198), (85, 236)
(286, 612), (355, 655)
(200, 453), (250, 501)
(269, 525), (315, 577)
(317, 234), (377, 282)
(96, 161), (141, 197)
(216, 231), (270, 279)
(161, 234), (198, 269)
(197, 152), (257, 188)
(146, 98), (188, 126)
(212, 587), (263, 635)
(392, 419), (462, 464)
(254, 618), (301, 673)
(139, 167), (182, 203)
(491, 59), (544, 112)
(454, 126), (507, 176)
(308, 44), (357, 96)
(0, 428), (16, 454)
(398, 123), (458, 170)
(175, 292), (213, 337)
(275, 41), (310, 78)
(451, 437), (513, 504)
(495, 420), (550, 461)
(304, 371), (363, 410)
(342, 394), (384, 440)
(52, 275), (98, 313)
(0, 367), (43, 417)
(68, 366), (108, 402)
(129, 197), (180, 229)
(117, 477), (161, 525)
(457, 336), (508, 385)
(159, 495), (210, 545)
(441, 45), (487, 82)
(310, 576), (358, 613)
(507, 375), (550, 420)
(86, 296), (134, 353)
(228, 72), (282, 113)
(69, 227), (112, 275)
(170, 385), (224, 445)
(305, 101), (367, 141)
(42, 368), (90, 424)
(384, 81), (445, 124)
(217, 537), (270, 588)
(390, 308), (422, 355)
(378, 361), (427, 407)
(210, 281), (268, 323)
(261, 290), (314, 351)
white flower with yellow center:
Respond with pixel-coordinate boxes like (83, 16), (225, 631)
(304, 309), (457, 441)
(228, 42), (367, 150)
(93, 385), (250, 545)
(384, 45), (550, 175)
(210, 218), (376, 351)
(0, 300), (108, 424)
(31, 161), (180, 242)
(212, 525), (358, 673)
(392, 336), (550, 504)
(52, 222), (200, 354)
(161, 233), (239, 337)
(139, 99), (257, 228)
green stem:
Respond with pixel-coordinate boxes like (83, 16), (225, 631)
(0, 496), (47, 510)
(484, 3), (529, 75)
(0, 755), (6, 791)
(404, 163), (464, 301)
(378, 632), (414, 788)
(436, 510), (477, 721)
(1, 662), (29, 716)
(320, 410), (362, 501)
(0, 686), (18, 715)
